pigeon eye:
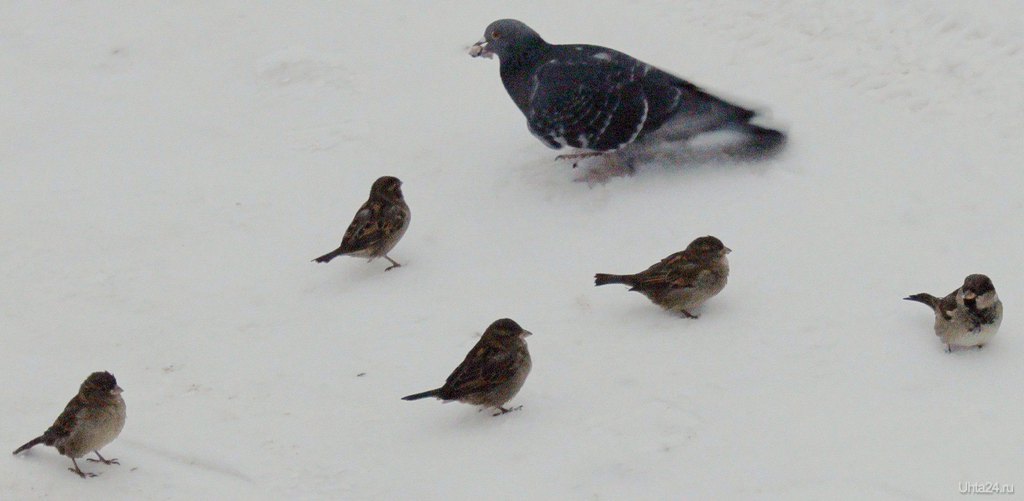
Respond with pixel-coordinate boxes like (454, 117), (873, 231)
(491, 31), (501, 39)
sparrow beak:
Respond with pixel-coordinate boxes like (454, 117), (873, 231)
(111, 385), (124, 395)
(963, 291), (977, 300)
(469, 39), (493, 59)
(520, 330), (532, 338)
(724, 247), (732, 254)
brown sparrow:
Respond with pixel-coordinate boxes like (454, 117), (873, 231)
(313, 176), (410, 271)
(13, 372), (126, 478)
(595, 236), (730, 318)
(403, 318), (532, 416)
(905, 274), (1003, 352)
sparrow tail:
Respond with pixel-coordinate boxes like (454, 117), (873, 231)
(402, 389), (442, 401)
(13, 436), (45, 455)
(904, 293), (939, 309)
(312, 249), (344, 263)
(594, 273), (633, 287)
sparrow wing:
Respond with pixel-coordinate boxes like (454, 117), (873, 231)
(631, 251), (702, 292)
(440, 339), (517, 399)
(937, 289), (959, 320)
(42, 394), (87, 443)
(339, 201), (385, 253)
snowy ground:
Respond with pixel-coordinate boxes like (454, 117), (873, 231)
(2, 1), (1023, 499)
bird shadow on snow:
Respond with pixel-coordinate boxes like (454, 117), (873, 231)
(304, 261), (407, 296)
(119, 438), (255, 483)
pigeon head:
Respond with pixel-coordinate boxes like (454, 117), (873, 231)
(470, 19), (546, 62)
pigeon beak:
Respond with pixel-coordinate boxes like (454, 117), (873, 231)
(111, 385), (123, 395)
(469, 39), (493, 59)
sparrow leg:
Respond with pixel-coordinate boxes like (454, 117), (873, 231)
(87, 451), (119, 465)
(492, 405), (523, 417)
(946, 344), (952, 353)
(383, 255), (402, 271)
(680, 309), (699, 319)
(68, 458), (97, 478)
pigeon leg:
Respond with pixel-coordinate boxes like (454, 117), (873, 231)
(87, 451), (119, 465)
(69, 458), (97, 478)
(492, 405), (524, 417)
(556, 151), (607, 167)
(383, 255), (402, 271)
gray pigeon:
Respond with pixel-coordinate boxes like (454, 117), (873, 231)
(470, 19), (786, 165)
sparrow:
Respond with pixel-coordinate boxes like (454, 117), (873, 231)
(904, 274), (1003, 352)
(594, 236), (730, 318)
(469, 19), (786, 168)
(313, 175), (410, 271)
(402, 318), (532, 416)
(13, 372), (126, 478)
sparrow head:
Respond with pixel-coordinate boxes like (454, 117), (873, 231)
(470, 19), (545, 61)
(370, 176), (403, 200)
(483, 318), (532, 342)
(81, 371), (123, 399)
(686, 236), (731, 258)
(960, 274), (998, 309)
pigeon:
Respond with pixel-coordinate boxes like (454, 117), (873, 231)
(595, 236), (730, 318)
(905, 274), (1003, 352)
(470, 19), (785, 167)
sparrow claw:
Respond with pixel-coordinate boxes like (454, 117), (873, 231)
(69, 467), (97, 478)
(680, 310), (699, 319)
(492, 405), (523, 417)
(87, 458), (119, 465)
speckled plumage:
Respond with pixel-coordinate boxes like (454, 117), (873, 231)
(905, 274), (1002, 351)
(595, 236), (730, 318)
(13, 372), (126, 478)
(402, 319), (532, 416)
(313, 176), (410, 271)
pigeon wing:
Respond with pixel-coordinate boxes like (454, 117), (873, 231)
(527, 58), (649, 151)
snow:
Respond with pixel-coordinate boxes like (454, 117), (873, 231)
(2, 1), (1022, 499)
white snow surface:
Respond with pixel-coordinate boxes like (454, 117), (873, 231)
(2, 1), (1023, 499)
